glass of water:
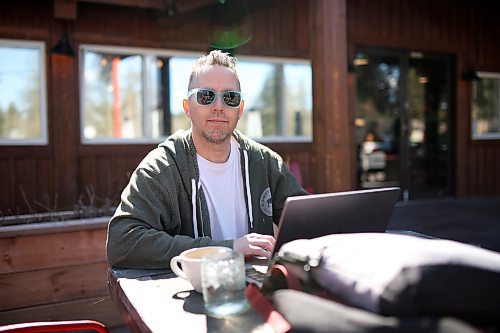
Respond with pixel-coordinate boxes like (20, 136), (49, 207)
(201, 248), (249, 318)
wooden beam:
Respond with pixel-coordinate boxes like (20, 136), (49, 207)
(310, 0), (353, 193)
(455, 55), (470, 197)
(50, 23), (80, 219)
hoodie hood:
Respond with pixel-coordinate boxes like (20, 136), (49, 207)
(158, 129), (196, 196)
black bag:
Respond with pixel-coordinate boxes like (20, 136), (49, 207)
(272, 289), (480, 333)
(249, 232), (500, 332)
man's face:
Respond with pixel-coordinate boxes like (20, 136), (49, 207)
(183, 65), (244, 145)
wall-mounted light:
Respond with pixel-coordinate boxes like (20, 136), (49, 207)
(348, 52), (370, 73)
(50, 32), (75, 57)
(353, 58), (369, 66)
(354, 118), (366, 127)
(419, 76), (429, 84)
(353, 52), (369, 66)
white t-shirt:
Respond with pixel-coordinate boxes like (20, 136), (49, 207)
(197, 139), (248, 241)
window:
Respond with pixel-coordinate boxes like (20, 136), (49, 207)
(236, 58), (313, 142)
(0, 39), (47, 145)
(81, 45), (313, 143)
(81, 45), (179, 143)
(472, 72), (500, 140)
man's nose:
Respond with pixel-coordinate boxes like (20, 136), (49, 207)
(212, 95), (224, 111)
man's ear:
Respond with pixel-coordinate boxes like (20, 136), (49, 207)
(238, 100), (245, 119)
(183, 99), (191, 118)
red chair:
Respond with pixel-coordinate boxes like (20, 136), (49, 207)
(0, 320), (109, 333)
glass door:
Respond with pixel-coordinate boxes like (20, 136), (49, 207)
(406, 53), (452, 198)
(353, 49), (453, 199)
(354, 51), (402, 190)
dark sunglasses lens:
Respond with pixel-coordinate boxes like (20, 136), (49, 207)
(197, 90), (216, 105)
(223, 92), (241, 107)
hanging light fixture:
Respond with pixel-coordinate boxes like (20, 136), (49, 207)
(50, 32), (75, 57)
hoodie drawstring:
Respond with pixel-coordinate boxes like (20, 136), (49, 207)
(243, 150), (254, 229)
(191, 179), (199, 239)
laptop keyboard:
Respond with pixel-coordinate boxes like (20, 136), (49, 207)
(245, 266), (267, 288)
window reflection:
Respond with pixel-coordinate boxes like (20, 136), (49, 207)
(0, 40), (47, 145)
(472, 73), (500, 140)
(81, 46), (313, 143)
(169, 57), (195, 133)
(82, 51), (144, 140)
(237, 60), (312, 140)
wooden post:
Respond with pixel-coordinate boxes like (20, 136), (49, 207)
(50, 22), (79, 210)
(455, 55), (470, 197)
(309, 0), (353, 193)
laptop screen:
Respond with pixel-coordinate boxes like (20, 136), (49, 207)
(273, 187), (400, 254)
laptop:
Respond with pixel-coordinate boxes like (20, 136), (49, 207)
(246, 187), (400, 286)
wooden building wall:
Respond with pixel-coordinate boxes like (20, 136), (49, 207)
(347, 0), (500, 197)
(0, 0), (499, 327)
(0, 1), (317, 325)
(0, 0), (314, 216)
(1, 0), (499, 216)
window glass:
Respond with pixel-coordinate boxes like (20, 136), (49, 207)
(0, 40), (47, 145)
(169, 56), (195, 133)
(284, 63), (312, 137)
(472, 72), (500, 140)
(81, 46), (313, 143)
(237, 62), (277, 137)
(237, 59), (312, 141)
(82, 50), (145, 141)
(146, 55), (163, 138)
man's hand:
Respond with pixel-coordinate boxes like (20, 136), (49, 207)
(233, 233), (276, 259)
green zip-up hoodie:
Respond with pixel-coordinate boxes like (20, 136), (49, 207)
(106, 129), (307, 269)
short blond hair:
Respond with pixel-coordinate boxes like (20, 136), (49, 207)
(188, 50), (240, 90)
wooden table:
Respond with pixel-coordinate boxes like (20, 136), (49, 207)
(108, 268), (273, 333)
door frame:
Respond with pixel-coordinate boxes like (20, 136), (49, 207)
(353, 46), (455, 199)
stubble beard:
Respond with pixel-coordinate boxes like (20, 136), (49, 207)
(201, 129), (231, 144)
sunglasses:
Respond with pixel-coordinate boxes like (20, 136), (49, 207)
(187, 88), (242, 108)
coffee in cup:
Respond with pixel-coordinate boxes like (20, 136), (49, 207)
(170, 246), (230, 293)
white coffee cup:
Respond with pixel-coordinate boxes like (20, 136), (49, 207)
(170, 246), (229, 293)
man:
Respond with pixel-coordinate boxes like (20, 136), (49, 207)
(106, 50), (307, 269)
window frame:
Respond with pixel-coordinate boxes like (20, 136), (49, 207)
(79, 44), (201, 145)
(0, 39), (48, 146)
(79, 44), (313, 144)
(471, 71), (500, 141)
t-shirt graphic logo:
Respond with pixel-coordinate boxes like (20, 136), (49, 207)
(259, 187), (272, 217)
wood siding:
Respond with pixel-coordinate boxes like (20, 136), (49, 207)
(1, 0), (499, 214)
(0, 0), (499, 326)
(0, 219), (122, 327)
(0, 0), (314, 216)
(347, 0), (500, 197)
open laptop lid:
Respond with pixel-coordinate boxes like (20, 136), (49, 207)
(273, 187), (400, 254)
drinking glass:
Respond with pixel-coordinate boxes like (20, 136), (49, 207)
(201, 248), (249, 318)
